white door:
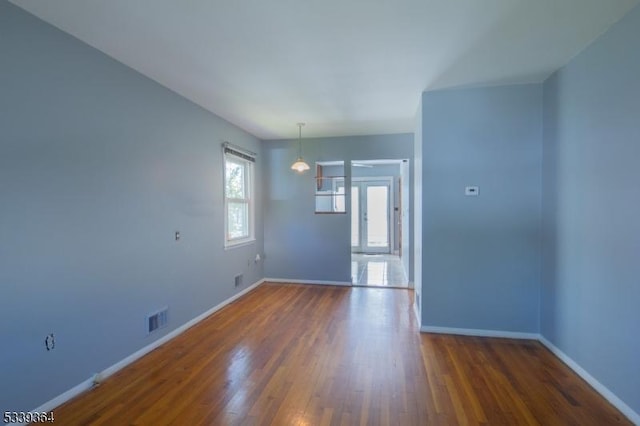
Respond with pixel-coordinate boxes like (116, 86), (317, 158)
(351, 180), (391, 254)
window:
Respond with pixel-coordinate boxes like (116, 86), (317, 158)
(224, 145), (255, 247)
(315, 161), (346, 214)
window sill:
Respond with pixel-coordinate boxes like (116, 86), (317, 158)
(224, 238), (256, 250)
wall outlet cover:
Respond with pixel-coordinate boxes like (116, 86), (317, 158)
(465, 186), (479, 196)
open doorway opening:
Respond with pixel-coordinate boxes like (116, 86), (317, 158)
(350, 160), (410, 288)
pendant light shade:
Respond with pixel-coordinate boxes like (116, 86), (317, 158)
(291, 123), (310, 173)
(291, 158), (310, 172)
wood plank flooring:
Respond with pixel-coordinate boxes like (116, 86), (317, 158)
(47, 283), (630, 425)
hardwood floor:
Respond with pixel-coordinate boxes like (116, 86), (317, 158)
(48, 283), (630, 425)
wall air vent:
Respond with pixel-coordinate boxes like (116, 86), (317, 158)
(235, 274), (243, 288)
(146, 307), (168, 335)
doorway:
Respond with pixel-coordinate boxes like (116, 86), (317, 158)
(350, 160), (409, 287)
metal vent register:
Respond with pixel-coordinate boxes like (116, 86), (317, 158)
(146, 307), (168, 334)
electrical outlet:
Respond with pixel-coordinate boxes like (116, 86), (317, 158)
(45, 333), (55, 351)
(92, 372), (102, 386)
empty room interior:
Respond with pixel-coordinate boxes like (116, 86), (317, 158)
(1, 0), (639, 424)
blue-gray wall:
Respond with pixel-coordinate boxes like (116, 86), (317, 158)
(0, 2), (264, 412)
(263, 135), (414, 283)
(541, 4), (640, 416)
(420, 84), (542, 333)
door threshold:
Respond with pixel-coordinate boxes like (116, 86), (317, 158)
(352, 284), (410, 289)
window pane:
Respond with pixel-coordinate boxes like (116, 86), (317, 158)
(334, 184), (345, 212)
(227, 201), (249, 239)
(351, 186), (359, 247)
(224, 153), (253, 245)
(366, 185), (388, 247)
(225, 160), (246, 199)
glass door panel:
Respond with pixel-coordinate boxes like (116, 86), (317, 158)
(351, 186), (360, 249)
(351, 180), (391, 254)
(366, 185), (389, 249)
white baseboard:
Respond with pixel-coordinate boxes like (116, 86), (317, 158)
(265, 278), (352, 287)
(420, 325), (539, 340)
(25, 376), (94, 422)
(30, 278), (265, 415)
(538, 335), (640, 425)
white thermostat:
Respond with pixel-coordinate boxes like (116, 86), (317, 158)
(465, 186), (479, 196)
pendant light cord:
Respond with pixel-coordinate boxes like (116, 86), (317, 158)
(297, 123), (304, 158)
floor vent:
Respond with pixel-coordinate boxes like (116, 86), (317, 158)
(235, 274), (243, 288)
(146, 307), (168, 335)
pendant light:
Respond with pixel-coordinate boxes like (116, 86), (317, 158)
(291, 122), (310, 173)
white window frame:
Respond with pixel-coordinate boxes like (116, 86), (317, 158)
(223, 145), (255, 248)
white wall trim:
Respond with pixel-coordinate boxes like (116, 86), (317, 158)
(420, 325), (539, 340)
(538, 335), (640, 425)
(24, 377), (94, 423)
(413, 299), (420, 327)
(265, 278), (352, 287)
(30, 278), (265, 415)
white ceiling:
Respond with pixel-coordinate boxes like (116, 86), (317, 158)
(11, 0), (638, 139)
